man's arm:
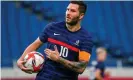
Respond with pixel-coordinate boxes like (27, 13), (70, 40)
(18, 37), (43, 61)
(17, 37), (43, 73)
(58, 57), (89, 74)
(45, 46), (91, 74)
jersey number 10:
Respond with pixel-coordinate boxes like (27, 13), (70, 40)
(60, 46), (68, 57)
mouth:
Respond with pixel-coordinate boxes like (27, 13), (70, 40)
(66, 18), (70, 20)
(66, 16), (71, 19)
(66, 18), (70, 22)
(66, 18), (71, 22)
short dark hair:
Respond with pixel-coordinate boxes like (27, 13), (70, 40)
(96, 47), (107, 54)
(70, 1), (87, 14)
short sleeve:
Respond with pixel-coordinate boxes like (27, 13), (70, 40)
(79, 35), (93, 54)
(39, 23), (53, 43)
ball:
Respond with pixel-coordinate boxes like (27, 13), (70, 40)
(24, 51), (44, 72)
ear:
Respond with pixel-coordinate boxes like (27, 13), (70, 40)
(79, 13), (84, 20)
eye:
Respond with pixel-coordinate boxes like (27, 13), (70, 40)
(66, 8), (69, 11)
(71, 9), (76, 12)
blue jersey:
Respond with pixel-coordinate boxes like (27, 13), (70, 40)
(36, 21), (93, 80)
(90, 61), (105, 80)
(96, 61), (105, 78)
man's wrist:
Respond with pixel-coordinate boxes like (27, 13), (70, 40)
(57, 56), (65, 63)
(57, 56), (61, 62)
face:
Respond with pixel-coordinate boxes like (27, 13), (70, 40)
(65, 3), (83, 25)
(96, 48), (107, 61)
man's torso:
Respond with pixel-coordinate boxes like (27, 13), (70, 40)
(36, 21), (93, 80)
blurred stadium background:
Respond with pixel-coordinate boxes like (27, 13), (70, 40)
(1, 1), (133, 80)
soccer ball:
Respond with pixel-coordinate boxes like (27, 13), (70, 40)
(24, 51), (44, 73)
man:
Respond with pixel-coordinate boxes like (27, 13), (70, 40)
(90, 47), (110, 80)
(17, 1), (93, 80)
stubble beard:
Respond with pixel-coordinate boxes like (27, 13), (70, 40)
(66, 16), (79, 26)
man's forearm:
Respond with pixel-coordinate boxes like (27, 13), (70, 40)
(18, 38), (43, 61)
(57, 57), (88, 74)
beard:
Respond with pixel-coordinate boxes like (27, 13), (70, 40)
(66, 16), (79, 26)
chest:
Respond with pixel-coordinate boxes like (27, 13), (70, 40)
(47, 28), (82, 49)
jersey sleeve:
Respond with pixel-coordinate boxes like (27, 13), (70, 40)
(39, 23), (53, 43)
(79, 35), (93, 54)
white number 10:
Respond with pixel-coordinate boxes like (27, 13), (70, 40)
(60, 46), (68, 57)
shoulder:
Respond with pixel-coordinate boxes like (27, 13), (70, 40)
(49, 21), (65, 26)
(53, 21), (65, 26)
(45, 21), (65, 29)
(82, 28), (92, 37)
(79, 28), (93, 42)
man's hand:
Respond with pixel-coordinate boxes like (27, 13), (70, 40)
(17, 60), (33, 74)
(44, 45), (90, 74)
(44, 45), (60, 62)
(17, 38), (43, 74)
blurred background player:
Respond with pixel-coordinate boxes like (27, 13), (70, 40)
(17, 1), (93, 80)
(90, 47), (110, 80)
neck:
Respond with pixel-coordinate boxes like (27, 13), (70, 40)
(66, 21), (81, 32)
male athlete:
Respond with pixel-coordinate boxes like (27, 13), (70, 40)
(17, 1), (93, 80)
(90, 47), (110, 80)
